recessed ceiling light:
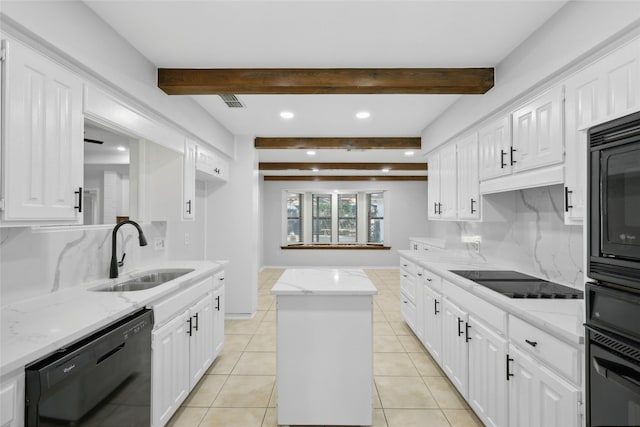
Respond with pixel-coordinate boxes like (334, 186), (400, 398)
(307, 150), (316, 156)
(311, 168), (319, 172)
(381, 168), (390, 173)
(404, 151), (415, 156)
(116, 146), (126, 151)
(280, 111), (295, 119)
(356, 111), (371, 119)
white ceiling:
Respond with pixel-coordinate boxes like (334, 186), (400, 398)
(83, 0), (568, 171)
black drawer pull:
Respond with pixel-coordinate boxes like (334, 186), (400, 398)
(457, 317), (464, 336)
(525, 339), (538, 347)
(434, 299), (439, 315)
(510, 147), (517, 165)
(74, 187), (83, 212)
(564, 187), (573, 212)
(465, 322), (472, 342)
(500, 149), (507, 168)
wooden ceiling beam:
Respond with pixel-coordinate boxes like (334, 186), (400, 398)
(263, 175), (427, 181)
(254, 137), (421, 150)
(157, 68), (494, 95)
(259, 162), (427, 171)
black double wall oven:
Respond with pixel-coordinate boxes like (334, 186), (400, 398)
(587, 110), (640, 426)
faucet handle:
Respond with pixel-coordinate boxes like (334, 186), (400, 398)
(118, 253), (126, 267)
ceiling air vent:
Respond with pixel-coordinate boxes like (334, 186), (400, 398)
(219, 94), (246, 108)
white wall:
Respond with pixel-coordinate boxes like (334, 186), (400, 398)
(0, 1), (234, 157)
(422, 1), (640, 152)
(206, 137), (259, 317)
(262, 180), (428, 267)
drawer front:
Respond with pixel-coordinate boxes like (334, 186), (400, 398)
(422, 267), (443, 292)
(509, 315), (580, 383)
(442, 280), (507, 335)
(151, 276), (213, 327)
(400, 258), (417, 277)
(400, 274), (416, 303)
(400, 293), (417, 333)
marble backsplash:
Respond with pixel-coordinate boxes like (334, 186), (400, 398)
(425, 185), (585, 289)
(0, 222), (167, 306)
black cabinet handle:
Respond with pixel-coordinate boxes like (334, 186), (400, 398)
(438, 203), (443, 215)
(434, 202), (438, 215)
(525, 339), (538, 347)
(186, 199), (192, 214)
(465, 322), (472, 342)
(564, 187), (573, 212)
(434, 299), (440, 315)
(426, 278), (432, 282)
(417, 272), (423, 277)
(186, 317), (193, 337)
(214, 168), (220, 174)
(500, 150), (507, 168)
(510, 147), (517, 165)
(470, 198), (476, 214)
(74, 187), (83, 212)
(216, 295), (220, 311)
(193, 313), (199, 332)
(506, 354), (514, 380)
(457, 317), (464, 336)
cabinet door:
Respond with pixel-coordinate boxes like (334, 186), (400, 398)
(438, 144), (457, 219)
(564, 67), (598, 224)
(152, 311), (190, 427)
(598, 38), (640, 121)
(2, 40), (83, 222)
(478, 116), (511, 181)
(511, 86), (564, 173)
(182, 139), (197, 220)
(213, 273), (225, 357)
(508, 344), (581, 427)
(427, 152), (441, 219)
(422, 285), (443, 364)
(468, 316), (508, 427)
(456, 133), (480, 220)
(415, 271), (424, 342)
(441, 298), (469, 398)
(189, 293), (215, 387)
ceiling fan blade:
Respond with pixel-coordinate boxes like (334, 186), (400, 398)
(84, 138), (104, 144)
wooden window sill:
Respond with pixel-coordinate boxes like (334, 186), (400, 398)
(281, 244), (391, 250)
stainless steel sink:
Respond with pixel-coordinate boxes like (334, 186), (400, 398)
(92, 268), (195, 292)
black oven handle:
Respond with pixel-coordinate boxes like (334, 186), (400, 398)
(593, 356), (640, 395)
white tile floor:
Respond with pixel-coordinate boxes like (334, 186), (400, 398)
(167, 268), (484, 427)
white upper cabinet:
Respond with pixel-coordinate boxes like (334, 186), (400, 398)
(196, 145), (230, 182)
(563, 38), (640, 224)
(456, 133), (480, 220)
(478, 115), (511, 181)
(182, 138), (197, 220)
(1, 39), (83, 225)
(511, 86), (564, 173)
(428, 144), (457, 220)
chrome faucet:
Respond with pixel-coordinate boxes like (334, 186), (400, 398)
(110, 220), (148, 278)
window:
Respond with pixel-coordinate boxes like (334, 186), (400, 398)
(367, 192), (384, 243)
(286, 193), (303, 243)
(338, 194), (357, 243)
(283, 190), (386, 246)
(312, 194), (332, 243)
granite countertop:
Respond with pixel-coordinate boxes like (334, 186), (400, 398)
(0, 260), (223, 376)
(271, 268), (378, 296)
(398, 249), (585, 346)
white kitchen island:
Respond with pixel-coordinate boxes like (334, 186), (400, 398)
(271, 268), (378, 426)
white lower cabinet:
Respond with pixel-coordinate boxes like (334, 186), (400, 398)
(508, 344), (581, 427)
(151, 311), (191, 427)
(422, 284), (443, 364)
(468, 316), (508, 427)
(441, 298), (469, 399)
(0, 370), (24, 427)
(213, 272), (226, 356)
(403, 254), (583, 427)
(151, 273), (225, 427)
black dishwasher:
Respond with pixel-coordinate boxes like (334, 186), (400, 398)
(25, 308), (153, 426)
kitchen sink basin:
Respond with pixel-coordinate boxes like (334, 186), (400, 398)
(92, 268), (195, 292)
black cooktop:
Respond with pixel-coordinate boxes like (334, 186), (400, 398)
(449, 270), (584, 299)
